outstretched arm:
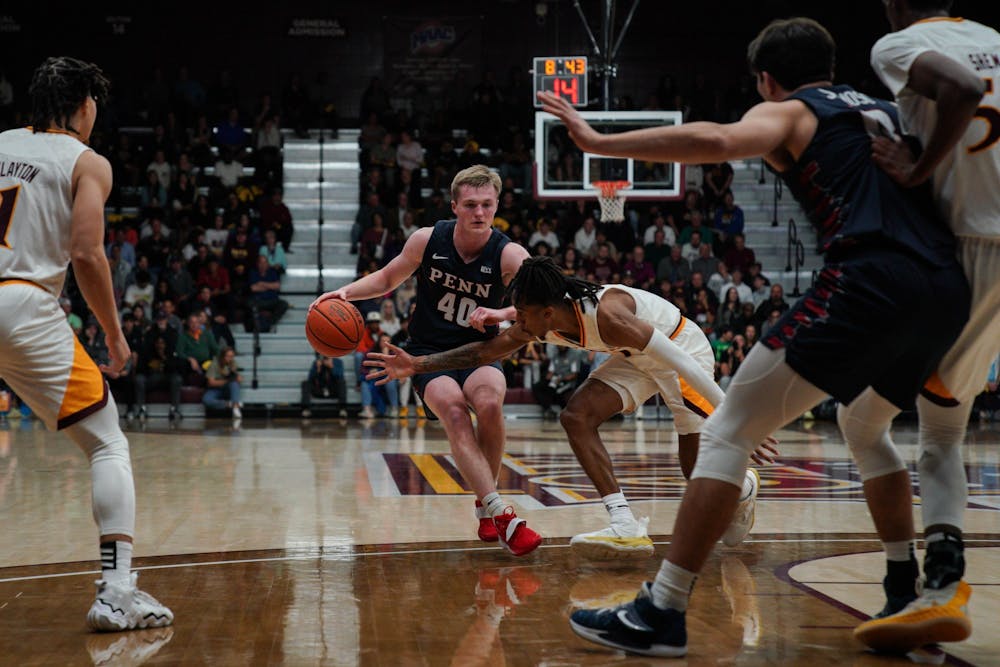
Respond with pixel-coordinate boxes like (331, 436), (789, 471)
(537, 91), (800, 164)
(364, 324), (533, 385)
(310, 227), (430, 307)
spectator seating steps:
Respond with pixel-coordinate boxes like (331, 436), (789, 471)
(199, 165), (258, 179)
(285, 200), (360, 218)
(282, 181), (359, 197)
(288, 240), (354, 263)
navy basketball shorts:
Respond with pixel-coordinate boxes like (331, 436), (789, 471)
(761, 248), (970, 410)
(405, 343), (504, 419)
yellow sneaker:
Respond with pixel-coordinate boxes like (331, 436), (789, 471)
(853, 580), (972, 654)
(569, 518), (654, 559)
(398, 406), (409, 418)
(416, 406), (426, 418)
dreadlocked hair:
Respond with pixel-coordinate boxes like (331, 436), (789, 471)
(505, 256), (601, 309)
(29, 57), (110, 134)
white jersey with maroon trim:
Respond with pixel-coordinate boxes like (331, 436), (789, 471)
(0, 128), (91, 295)
(872, 17), (1000, 238)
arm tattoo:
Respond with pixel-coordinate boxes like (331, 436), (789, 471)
(413, 343), (489, 373)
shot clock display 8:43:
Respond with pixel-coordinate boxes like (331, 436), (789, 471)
(533, 56), (588, 107)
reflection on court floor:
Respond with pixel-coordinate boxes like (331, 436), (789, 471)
(0, 418), (997, 665)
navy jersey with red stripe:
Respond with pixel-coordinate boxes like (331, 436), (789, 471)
(781, 85), (956, 266)
(408, 220), (510, 350)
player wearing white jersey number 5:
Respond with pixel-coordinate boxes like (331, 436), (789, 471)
(0, 57), (172, 631)
(855, 1), (1000, 654)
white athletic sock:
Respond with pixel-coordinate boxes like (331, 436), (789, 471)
(651, 559), (697, 611)
(739, 471), (755, 501)
(602, 492), (635, 524)
(884, 539), (915, 562)
(100, 540), (132, 587)
(482, 492), (505, 518)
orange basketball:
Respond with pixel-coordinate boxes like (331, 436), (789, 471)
(305, 296), (365, 357)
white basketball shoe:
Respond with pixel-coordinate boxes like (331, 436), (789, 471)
(570, 516), (654, 559)
(721, 468), (760, 547)
(86, 573), (174, 632)
(86, 626), (174, 665)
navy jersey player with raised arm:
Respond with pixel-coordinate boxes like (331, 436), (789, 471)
(538, 17), (971, 657)
(314, 165), (540, 556)
(778, 84), (955, 266)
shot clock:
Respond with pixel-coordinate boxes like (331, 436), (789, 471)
(533, 56), (588, 107)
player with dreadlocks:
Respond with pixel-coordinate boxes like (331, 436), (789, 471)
(0, 57), (173, 631)
(366, 256), (777, 558)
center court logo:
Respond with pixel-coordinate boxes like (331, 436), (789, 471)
(410, 21), (455, 55)
(376, 452), (1000, 508)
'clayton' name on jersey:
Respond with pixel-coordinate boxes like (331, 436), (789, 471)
(0, 160), (41, 182)
(427, 267), (492, 298)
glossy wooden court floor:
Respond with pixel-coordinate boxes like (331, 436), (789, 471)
(0, 415), (997, 666)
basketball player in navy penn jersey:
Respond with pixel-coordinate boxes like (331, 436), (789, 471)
(315, 165), (540, 556)
(540, 17), (971, 657)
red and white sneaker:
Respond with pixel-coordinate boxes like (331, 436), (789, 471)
(493, 506), (542, 556)
(476, 500), (499, 542)
(477, 567), (543, 612)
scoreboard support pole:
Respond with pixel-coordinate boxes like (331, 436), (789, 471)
(571, 0), (641, 110)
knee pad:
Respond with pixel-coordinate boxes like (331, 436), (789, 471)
(917, 394), (970, 450)
(836, 392), (904, 482)
(691, 418), (755, 488)
(691, 345), (828, 488)
(64, 399), (131, 464)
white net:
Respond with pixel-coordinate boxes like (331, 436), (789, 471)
(595, 181), (629, 222)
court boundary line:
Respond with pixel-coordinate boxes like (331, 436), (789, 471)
(2, 538), (999, 585)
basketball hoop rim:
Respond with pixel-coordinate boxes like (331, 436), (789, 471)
(593, 180), (632, 198)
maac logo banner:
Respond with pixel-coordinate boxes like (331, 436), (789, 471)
(383, 16), (481, 91)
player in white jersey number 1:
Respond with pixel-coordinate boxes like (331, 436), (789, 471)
(365, 257), (778, 558)
(0, 57), (172, 631)
(854, 0), (1000, 653)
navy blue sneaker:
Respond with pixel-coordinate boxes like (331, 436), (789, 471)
(569, 582), (687, 657)
(873, 559), (919, 619)
(873, 587), (918, 619)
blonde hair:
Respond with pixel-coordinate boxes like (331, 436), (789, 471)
(450, 165), (501, 202)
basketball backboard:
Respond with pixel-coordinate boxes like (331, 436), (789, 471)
(533, 110), (684, 200)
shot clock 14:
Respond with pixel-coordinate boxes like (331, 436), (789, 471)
(533, 56), (588, 107)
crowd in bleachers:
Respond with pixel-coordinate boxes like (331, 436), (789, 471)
(1, 66), (298, 421)
(2, 64), (998, 421)
(346, 71), (790, 404)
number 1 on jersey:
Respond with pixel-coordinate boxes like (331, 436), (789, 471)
(0, 185), (20, 249)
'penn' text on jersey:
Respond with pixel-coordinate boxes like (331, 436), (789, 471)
(427, 267), (492, 298)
